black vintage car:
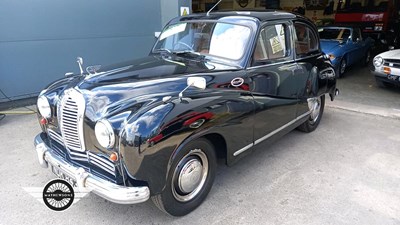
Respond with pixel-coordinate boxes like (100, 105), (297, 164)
(34, 11), (338, 216)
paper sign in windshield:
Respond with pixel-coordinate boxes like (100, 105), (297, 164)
(270, 36), (283, 54)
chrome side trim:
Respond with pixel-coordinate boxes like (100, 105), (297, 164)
(233, 111), (310, 156)
(34, 134), (149, 204)
(232, 143), (253, 157)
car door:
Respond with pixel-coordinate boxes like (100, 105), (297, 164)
(293, 21), (326, 115)
(247, 21), (299, 143)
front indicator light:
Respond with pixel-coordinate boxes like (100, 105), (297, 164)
(326, 54), (335, 60)
(109, 152), (118, 162)
(383, 67), (391, 74)
(40, 118), (48, 125)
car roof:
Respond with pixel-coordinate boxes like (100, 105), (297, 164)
(170, 10), (300, 23)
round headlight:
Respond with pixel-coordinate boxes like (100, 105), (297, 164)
(373, 56), (383, 67)
(95, 119), (115, 148)
(37, 96), (51, 118)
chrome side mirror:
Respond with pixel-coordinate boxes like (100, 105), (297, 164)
(179, 77), (206, 101)
(187, 77), (206, 89)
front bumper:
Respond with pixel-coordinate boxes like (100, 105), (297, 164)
(372, 68), (400, 85)
(34, 134), (150, 204)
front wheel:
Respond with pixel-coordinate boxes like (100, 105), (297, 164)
(364, 50), (371, 66)
(339, 58), (347, 78)
(152, 138), (217, 216)
(297, 95), (325, 133)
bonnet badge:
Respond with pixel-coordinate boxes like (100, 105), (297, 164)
(231, 77), (244, 87)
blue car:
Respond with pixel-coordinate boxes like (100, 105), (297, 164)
(318, 26), (374, 77)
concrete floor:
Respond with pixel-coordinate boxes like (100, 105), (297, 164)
(0, 66), (399, 225)
(327, 65), (400, 119)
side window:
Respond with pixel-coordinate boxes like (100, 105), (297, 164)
(253, 24), (288, 65)
(294, 23), (319, 57)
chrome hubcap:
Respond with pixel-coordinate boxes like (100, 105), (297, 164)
(308, 97), (321, 124)
(178, 159), (203, 193)
(172, 149), (208, 202)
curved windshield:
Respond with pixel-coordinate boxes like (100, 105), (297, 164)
(153, 22), (251, 60)
(318, 28), (351, 41)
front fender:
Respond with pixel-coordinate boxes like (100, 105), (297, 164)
(118, 90), (254, 194)
(118, 95), (226, 194)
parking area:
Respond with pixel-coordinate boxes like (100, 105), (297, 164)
(0, 66), (399, 225)
(327, 65), (400, 119)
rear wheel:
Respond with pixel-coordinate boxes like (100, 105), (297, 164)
(152, 138), (217, 216)
(297, 95), (325, 133)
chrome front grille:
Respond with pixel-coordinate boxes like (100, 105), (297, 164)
(59, 88), (86, 152)
(48, 128), (87, 161)
(48, 128), (116, 172)
(48, 129), (64, 146)
(48, 128), (116, 173)
(62, 98), (81, 150)
(46, 88), (116, 176)
(88, 152), (116, 175)
(384, 59), (400, 69)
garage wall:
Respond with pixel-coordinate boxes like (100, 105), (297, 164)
(0, 0), (162, 102)
(280, 0), (303, 10)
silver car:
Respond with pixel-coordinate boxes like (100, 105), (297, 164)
(372, 50), (400, 87)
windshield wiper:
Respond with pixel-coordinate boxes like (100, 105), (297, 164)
(175, 50), (241, 68)
(172, 50), (206, 60)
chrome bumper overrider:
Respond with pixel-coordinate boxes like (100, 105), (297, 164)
(34, 134), (150, 204)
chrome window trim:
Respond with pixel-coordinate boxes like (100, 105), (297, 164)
(233, 111), (310, 156)
(247, 59), (296, 69)
(294, 53), (322, 61)
(292, 21), (321, 60)
(247, 20), (294, 68)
